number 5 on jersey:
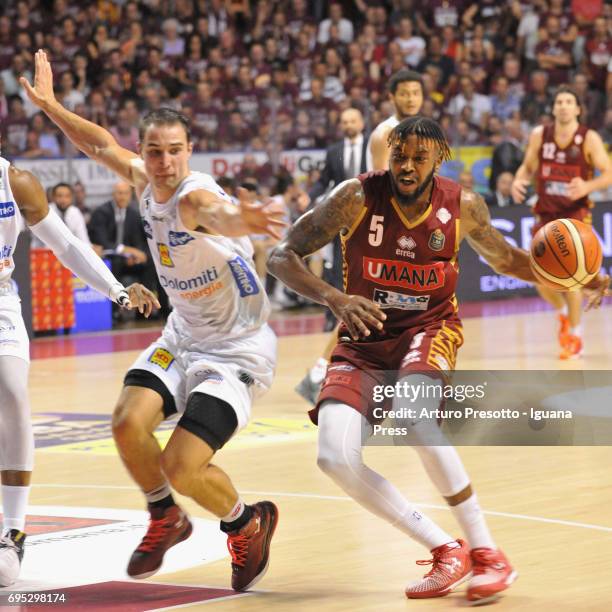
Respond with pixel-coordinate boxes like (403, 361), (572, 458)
(368, 215), (384, 247)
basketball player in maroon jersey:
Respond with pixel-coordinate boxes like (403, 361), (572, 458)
(512, 85), (612, 359)
(269, 116), (609, 603)
(296, 70), (425, 404)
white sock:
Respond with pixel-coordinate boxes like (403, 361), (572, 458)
(221, 498), (245, 523)
(144, 482), (172, 505)
(309, 357), (328, 384)
(559, 304), (569, 316)
(1, 485), (29, 533)
(450, 494), (495, 549)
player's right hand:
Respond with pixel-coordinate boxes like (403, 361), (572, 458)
(327, 293), (387, 341)
(511, 178), (529, 204)
(20, 49), (57, 110)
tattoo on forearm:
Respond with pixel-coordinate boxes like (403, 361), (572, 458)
(288, 181), (364, 256)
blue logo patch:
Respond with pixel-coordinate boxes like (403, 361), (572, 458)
(228, 256), (260, 297)
(0, 245), (13, 258)
(142, 218), (153, 239)
(168, 230), (194, 247)
(0, 202), (16, 218)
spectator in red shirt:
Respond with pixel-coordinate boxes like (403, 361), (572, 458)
(584, 16), (611, 91)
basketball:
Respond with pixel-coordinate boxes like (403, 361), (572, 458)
(529, 219), (602, 291)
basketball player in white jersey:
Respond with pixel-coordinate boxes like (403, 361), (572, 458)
(366, 69), (424, 171)
(298, 69), (426, 403)
(0, 150), (157, 585)
(22, 50), (285, 592)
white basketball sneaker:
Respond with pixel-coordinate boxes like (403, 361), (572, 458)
(0, 530), (26, 587)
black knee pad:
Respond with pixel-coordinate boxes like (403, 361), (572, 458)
(177, 393), (238, 451)
(123, 369), (177, 418)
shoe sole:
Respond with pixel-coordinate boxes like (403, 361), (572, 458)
(234, 502), (279, 592)
(128, 519), (193, 580)
(468, 569), (518, 605)
(406, 569), (473, 599)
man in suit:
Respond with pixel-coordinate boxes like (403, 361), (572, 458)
(485, 172), (517, 208)
(309, 107), (367, 330)
(88, 181), (157, 314)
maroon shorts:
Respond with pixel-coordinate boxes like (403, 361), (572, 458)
(532, 207), (592, 237)
(310, 320), (464, 425)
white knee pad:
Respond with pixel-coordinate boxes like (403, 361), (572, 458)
(0, 356), (33, 471)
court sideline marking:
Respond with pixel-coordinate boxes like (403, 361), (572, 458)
(31, 484), (612, 534)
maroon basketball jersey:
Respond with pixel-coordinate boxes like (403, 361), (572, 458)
(341, 172), (461, 338)
(535, 124), (593, 217)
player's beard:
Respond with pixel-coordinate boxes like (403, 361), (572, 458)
(391, 167), (435, 205)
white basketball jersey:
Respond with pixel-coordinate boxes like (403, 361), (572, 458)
(140, 171), (270, 342)
(0, 157), (22, 287)
(366, 115), (400, 171)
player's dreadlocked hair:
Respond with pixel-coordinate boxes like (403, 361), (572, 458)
(388, 116), (453, 162)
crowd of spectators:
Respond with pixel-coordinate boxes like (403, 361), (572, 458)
(1, 0), (610, 163)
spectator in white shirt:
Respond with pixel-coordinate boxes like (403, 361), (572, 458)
(448, 75), (492, 128)
(393, 17), (426, 68)
(317, 3), (354, 45)
(50, 183), (91, 246)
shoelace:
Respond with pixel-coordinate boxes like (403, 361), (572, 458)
(415, 548), (454, 579)
(136, 518), (171, 553)
(227, 533), (249, 567)
(471, 549), (504, 575)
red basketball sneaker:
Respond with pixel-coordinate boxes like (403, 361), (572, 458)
(227, 501), (279, 591)
(559, 334), (582, 360)
(405, 539), (472, 599)
(466, 547), (517, 603)
(558, 313), (570, 347)
(127, 505), (193, 579)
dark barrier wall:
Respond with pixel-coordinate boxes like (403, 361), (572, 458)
(14, 231), (33, 339)
(457, 202), (612, 301)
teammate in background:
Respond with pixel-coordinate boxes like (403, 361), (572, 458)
(0, 152), (158, 586)
(297, 70), (425, 404)
(512, 85), (612, 359)
(23, 51), (285, 591)
(367, 69), (424, 171)
(269, 117), (609, 603)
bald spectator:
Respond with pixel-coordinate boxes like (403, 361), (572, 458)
(535, 15), (572, 86)
(393, 17), (426, 68)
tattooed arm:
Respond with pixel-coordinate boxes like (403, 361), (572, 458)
(460, 189), (537, 282)
(267, 179), (386, 340)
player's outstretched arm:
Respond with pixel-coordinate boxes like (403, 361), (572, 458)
(511, 126), (542, 203)
(462, 189), (537, 282)
(21, 50), (145, 187)
(9, 165), (159, 316)
(567, 130), (612, 201)
(184, 187), (287, 239)
(267, 179), (386, 340)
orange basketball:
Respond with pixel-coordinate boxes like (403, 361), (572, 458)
(529, 219), (602, 291)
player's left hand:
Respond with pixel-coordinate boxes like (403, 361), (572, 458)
(124, 283), (161, 317)
(567, 177), (589, 201)
(237, 188), (287, 240)
(583, 273), (610, 310)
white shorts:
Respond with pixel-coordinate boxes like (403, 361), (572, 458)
(128, 318), (277, 434)
(0, 293), (29, 364)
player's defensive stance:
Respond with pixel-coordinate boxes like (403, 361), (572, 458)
(23, 50), (285, 591)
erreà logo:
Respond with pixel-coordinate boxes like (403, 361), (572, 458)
(0, 202), (16, 218)
(363, 257), (445, 291)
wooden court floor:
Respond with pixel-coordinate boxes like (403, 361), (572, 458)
(19, 305), (612, 610)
